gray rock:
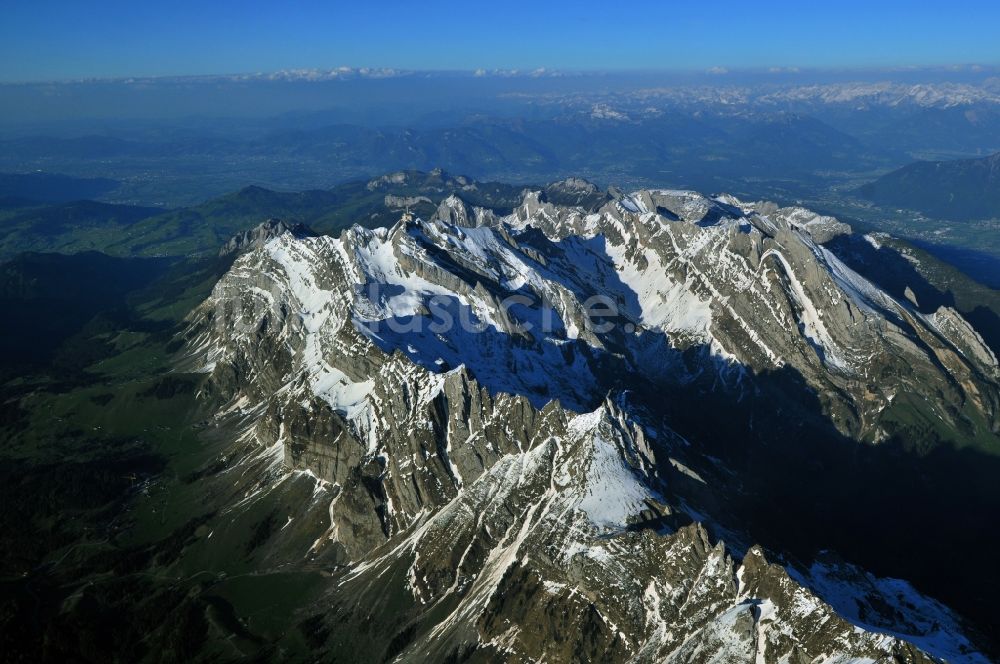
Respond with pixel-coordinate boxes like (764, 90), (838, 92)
(178, 189), (996, 662)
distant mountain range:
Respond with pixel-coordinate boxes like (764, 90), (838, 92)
(5, 78), (1000, 209)
(860, 152), (1000, 220)
(0, 111), (889, 205)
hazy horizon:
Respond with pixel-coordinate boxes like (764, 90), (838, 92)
(3, 0), (1000, 82)
(2, 63), (1000, 130)
(2, 62), (1000, 86)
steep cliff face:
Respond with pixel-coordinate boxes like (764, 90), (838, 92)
(323, 403), (941, 663)
(179, 188), (996, 662)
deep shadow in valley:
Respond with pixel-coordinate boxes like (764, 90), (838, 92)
(0, 251), (235, 662)
(633, 360), (1000, 657)
(0, 251), (176, 380)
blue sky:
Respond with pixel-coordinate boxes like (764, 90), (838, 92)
(1, 0), (999, 81)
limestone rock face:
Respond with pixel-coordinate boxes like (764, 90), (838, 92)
(181, 187), (996, 662)
(385, 194), (433, 210)
(217, 218), (315, 256)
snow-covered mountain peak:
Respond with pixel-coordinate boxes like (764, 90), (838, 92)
(193, 186), (998, 446)
(560, 400), (661, 530)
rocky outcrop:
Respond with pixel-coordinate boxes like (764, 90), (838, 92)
(542, 177), (611, 210)
(384, 194), (433, 209)
(217, 218), (315, 256)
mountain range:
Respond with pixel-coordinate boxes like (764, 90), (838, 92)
(1, 173), (999, 661)
(178, 186), (998, 660)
